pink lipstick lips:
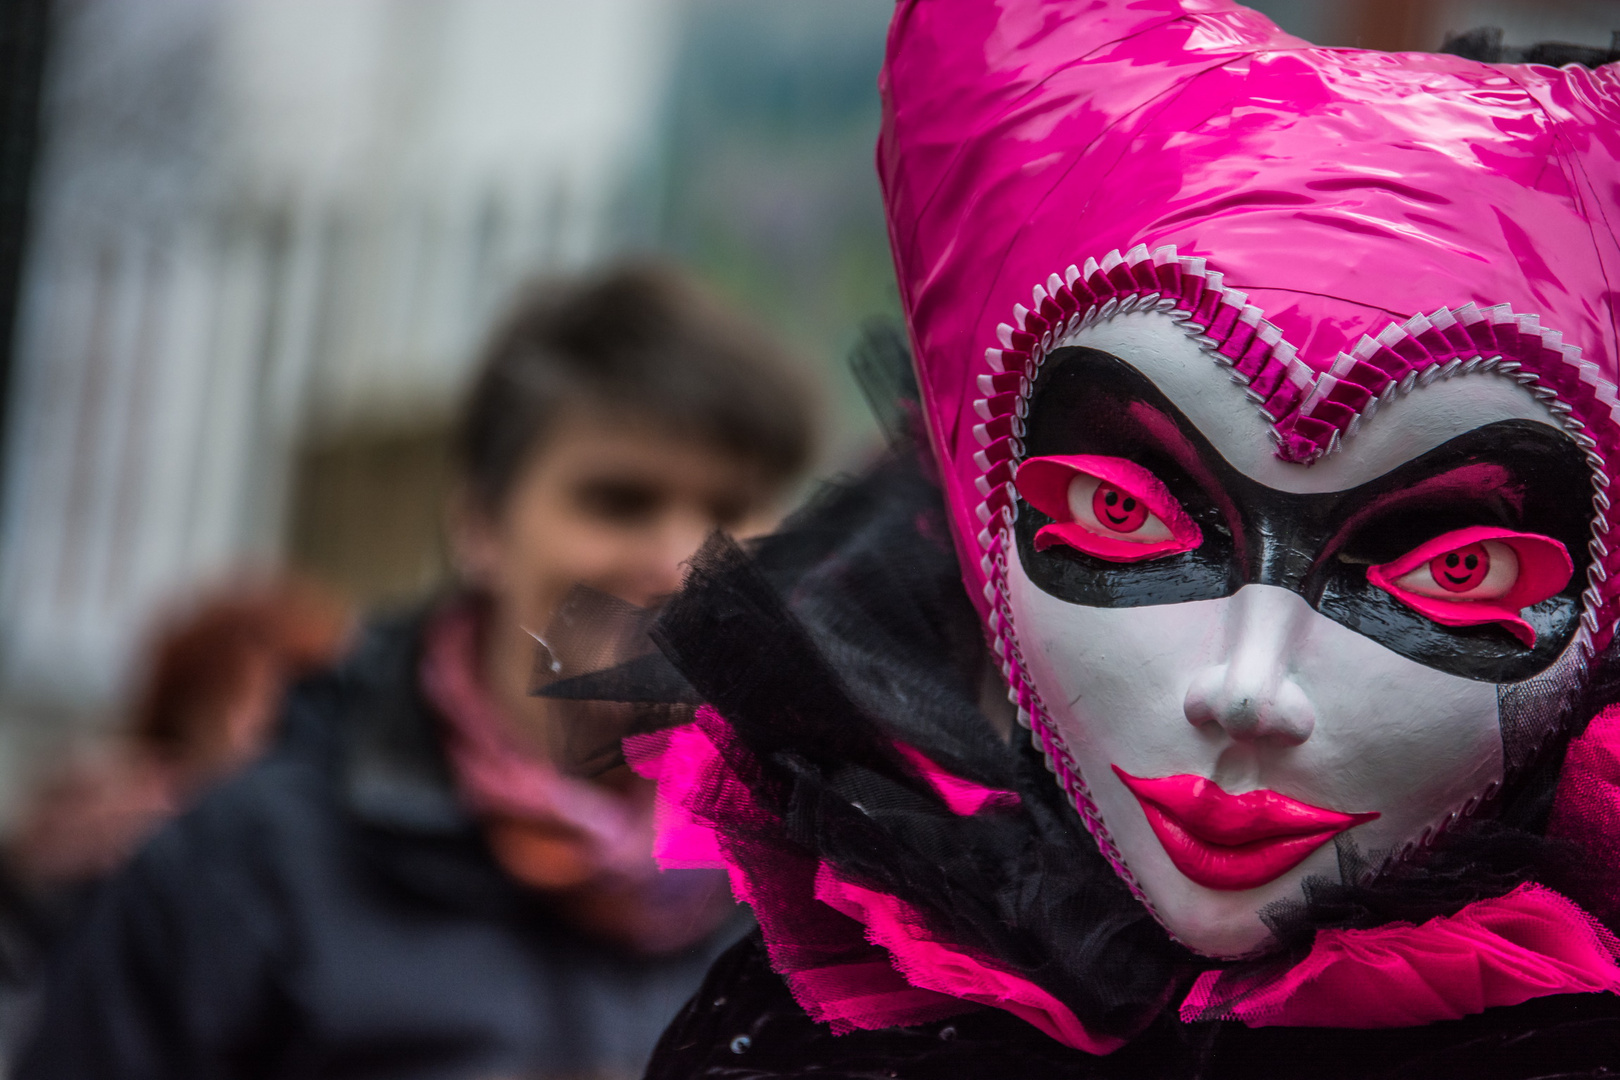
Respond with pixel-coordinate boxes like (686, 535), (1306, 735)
(1112, 766), (1379, 892)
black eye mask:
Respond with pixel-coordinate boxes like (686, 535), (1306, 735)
(1015, 347), (1593, 683)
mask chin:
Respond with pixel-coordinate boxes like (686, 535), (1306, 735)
(1005, 560), (1510, 958)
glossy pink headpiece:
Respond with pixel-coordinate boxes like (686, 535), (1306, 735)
(878, 0), (1620, 675)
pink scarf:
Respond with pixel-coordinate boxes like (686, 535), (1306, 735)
(421, 600), (733, 955)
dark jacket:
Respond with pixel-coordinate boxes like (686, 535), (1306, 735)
(16, 612), (744, 1080)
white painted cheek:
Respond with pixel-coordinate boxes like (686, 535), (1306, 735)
(1009, 573), (1221, 775)
(1280, 613), (1504, 868)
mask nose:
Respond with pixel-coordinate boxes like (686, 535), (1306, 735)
(1183, 585), (1317, 746)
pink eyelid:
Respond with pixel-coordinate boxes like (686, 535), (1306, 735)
(1365, 525), (1573, 647)
(1015, 454), (1203, 563)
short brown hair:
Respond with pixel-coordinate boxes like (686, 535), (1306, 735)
(455, 262), (817, 513)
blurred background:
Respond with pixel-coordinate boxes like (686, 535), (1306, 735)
(0, 0), (1613, 827)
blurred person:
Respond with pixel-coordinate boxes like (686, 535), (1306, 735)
(6, 576), (353, 903)
(0, 578), (353, 1067)
(16, 263), (817, 1080)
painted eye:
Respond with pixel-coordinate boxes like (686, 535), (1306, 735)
(1066, 473), (1174, 544)
(1431, 544), (1491, 593)
(1015, 454), (1201, 564)
(1392, 540), (1516, 601)
(1366, 527), (1572, 647)
(1092, 483), (1149, 533)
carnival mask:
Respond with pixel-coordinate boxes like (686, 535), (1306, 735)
(1004, 311), (1587, 956)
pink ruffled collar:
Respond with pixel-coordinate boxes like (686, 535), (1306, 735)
(627, 705), (1620, 1052)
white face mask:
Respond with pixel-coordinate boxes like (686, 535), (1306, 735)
(1003, 312), (1592, 958)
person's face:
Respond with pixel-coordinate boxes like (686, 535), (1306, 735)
(1003, 312), (1592, 958)
(455, 410), (773, 638)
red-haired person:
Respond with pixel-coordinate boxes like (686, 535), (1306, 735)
(8, 578), (352, 900)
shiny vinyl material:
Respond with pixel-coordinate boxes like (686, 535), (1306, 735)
(877, 0), (1620, 645)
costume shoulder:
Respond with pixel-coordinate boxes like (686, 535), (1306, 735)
(650, 933), (1620, 1080)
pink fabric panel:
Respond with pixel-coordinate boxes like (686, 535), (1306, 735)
(1550, 704), (1620, 922)
(1181, 884), (1620, 1028)
(893, 743), (1020, 816)
(721, 842), (957, 1036)
(626, 709), (976, 1034)
(787, 960), (971, 1031)
(815, 864), (1124, 1053)
(624, 726), (727, 869)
